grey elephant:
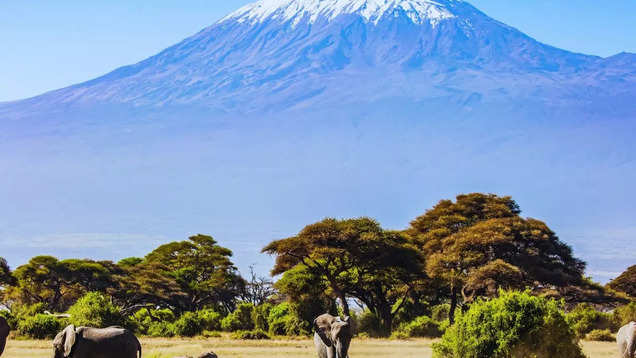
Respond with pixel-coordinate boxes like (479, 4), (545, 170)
(0, 316), (9, 357)
(53, 325), (141, 358)
(618, 322), (636, 358)
(313, 313), (352, 358)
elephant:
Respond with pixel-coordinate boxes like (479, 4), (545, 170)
(313, 313), (352, 358)
(0, 316), (9, 357)
(52, 325), (141, 358)
(618, 322), (636, 358)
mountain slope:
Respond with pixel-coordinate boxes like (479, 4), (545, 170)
(0, 0), (635, 282)
(2, 0), (634, 115)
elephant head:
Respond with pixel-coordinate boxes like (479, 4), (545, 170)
(314, 314), (352, 358)
(52, 325), (76, 358)
(0, 316), (9, 357)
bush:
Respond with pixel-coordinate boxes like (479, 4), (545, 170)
(614, 301), (636, 326)
(197, 309), (223, 331)
(230, 329), (270, 340)
(202, 330), (222, 338)
(18, 314), (62, 338)
(3, 303), (46, 330)
(221, 303), (255, 331)
(431, 304), (451, 322)
(266, 303), (309, 336)
(566, 303), (615, 338)
(67, 292), (127, 328)
(147, 321), (175, 337)
(173, 311), (203, 337)
(433, 291), (586, 358)
(357, 310), (382, 337)
(585, 329), (615, 342)
(252, 303), (272, 331)
(398, 316), (443, 338)
(132, 308), (176, 334)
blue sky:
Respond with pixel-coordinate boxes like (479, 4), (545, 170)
(1, 0), (635, 102)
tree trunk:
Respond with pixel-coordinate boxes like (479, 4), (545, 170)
(449, 286), (458, 325)
(377, 306), (393, 338)
(338, 292), (350, 316)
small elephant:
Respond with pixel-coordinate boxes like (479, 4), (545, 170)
(313, 313), (352, 358)
(0, 316), (9, 357)
(618, 322), (636, 358)
(53, 325), (141, 358)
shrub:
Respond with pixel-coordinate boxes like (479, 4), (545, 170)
(197, 309), (223, 331)
(614, 301), (636, 326)
(390, 330), (410, 340)
(433, 291), (586, 358)
(566, 303), (615, 338)
(230, 329), (270, 340)
(147, 321), (175, 337)
(252, 303), (272, 331)
(4, 303), (46, 330)
(221, 303), (255, 331)
(266, 303), (309, 336)
(132, 308), (176, 334)
(398, 316), (443, 338)
(67, 292), (127, 328)
(173, 311), (203, 337)
(18, 314), (62, 339)
(202, 330), (222, 338)
(357, 310), (382, 337)
(431, 304), (451, 322)
(585, 329), (615, 342)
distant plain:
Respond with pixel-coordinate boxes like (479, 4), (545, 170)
(1, 337), (618, 358)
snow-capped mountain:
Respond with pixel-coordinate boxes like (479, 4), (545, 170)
(0, 0), (635, 281)
(2, 0), (634, 115)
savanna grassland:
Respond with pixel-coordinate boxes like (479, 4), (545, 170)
(1, 337), (618, 358)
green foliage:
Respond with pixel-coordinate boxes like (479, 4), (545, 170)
(146, 234), (244, 312)
(266, 302), (309, 336)
(131, 308), (176, 334)
(565, 303), (615, 338)
(396, 316), (443, 338)
(147, 321), (175, 337)
(67, 292), (127, 328)
(433, 291), (585, 358)
(202, 330), (222, 338)
(408, 194), (587, 324)
(431, 304), (450, 322)
(173, 311), (203, 337)
(613, 301), (636, 326)
(230, 329), (270, 340)
(1, 303), (46, 330)
(585, 329), (615, 342)
(357, 310), (383, 337)
(17, 314), (62, 339)
(251, 303), (272, 331)
(263, 217), (423, 336)
(221, 303), (254, 331)
(198, 309), (223, 331)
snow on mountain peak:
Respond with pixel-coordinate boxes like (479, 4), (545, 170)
(221, 0), (458, 26)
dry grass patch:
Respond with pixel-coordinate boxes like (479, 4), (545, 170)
(1, 337), (617, 358)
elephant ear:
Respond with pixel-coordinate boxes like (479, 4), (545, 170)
(314, 315), (333, 347)
(63, 325), (76, 357)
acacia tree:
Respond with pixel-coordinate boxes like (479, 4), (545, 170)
(408, 193), (586, 323)
(5, 256), (120, 312)
(608, 265), (636, 298)
(263, 217), (423, 336)
(145, 234), (245, 312)
(110, 259), (187, 313)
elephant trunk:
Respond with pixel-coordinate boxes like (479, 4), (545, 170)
(0, 336), (6, 357)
